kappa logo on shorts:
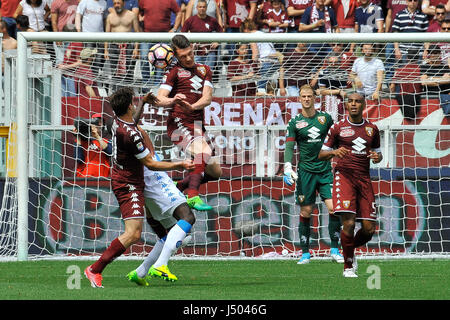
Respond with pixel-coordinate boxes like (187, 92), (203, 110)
(132, 210), (141, 216)
(127, 184), (136, 191)
(343, 200), (351, 209)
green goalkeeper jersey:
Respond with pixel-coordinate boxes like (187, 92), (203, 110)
(286, 111), (333, 173)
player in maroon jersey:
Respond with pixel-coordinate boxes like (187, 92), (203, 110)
(318, 92), (383, 278)
(84, 88), (194, 288)
(157, 34), (222, 211)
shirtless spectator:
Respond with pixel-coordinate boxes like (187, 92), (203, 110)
(104, 0), (140, 81)
(1, 20), (17, 73)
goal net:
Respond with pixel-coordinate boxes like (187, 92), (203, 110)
(1, 32), (449, 261)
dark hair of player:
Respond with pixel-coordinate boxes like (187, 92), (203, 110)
(171, 34), (191, 55)
(109, 87), (134, 117)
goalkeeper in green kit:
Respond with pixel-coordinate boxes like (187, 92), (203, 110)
(283, 84), (344, 264)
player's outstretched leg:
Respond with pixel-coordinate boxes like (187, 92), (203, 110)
(297, 215), (311, 264)
(328, 214), (344, 263)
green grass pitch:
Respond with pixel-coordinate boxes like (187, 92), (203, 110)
(0, 259), (449, 300)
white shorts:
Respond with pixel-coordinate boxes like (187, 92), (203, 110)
(143, 160), (187, 229)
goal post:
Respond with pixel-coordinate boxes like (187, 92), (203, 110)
(5, 31), (450, 261)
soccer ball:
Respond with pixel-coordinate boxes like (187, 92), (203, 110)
(148, 43), (174, 69)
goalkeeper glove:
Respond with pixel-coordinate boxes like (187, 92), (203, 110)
(283, 162), (298, 186)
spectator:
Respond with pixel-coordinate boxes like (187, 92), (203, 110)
(227, 42), (258, 97)
(181, 0), (222, 74)
(104, 0), (140, 82)
(240, 18), (284, 95)
(16, 14), (45, 53)
(384, 0), (407, 84)
(1, 19), (17, 51)
(439, 19), (450, 66)
(260, 0), (290, 52)
(390, 49), (422, 121)
(355, 0), (384, 33)
(286, 0), (313, 39)
(185, 0), (223, 27)
(106, 0), (138, 15)
(282, 42), (317, 96)
(56, 31), (83, 96)
(74, 47), (99, 98)
(420, 44), (450, 116)
(0, 0), (21, 38)
(1, 19), (17, 74)
(427, 3), (447, 31)
(76, 0), (108, 73)
(51, 0), (79, 31)
(223, 0), (257, 33)
(177, 0), (192, 28)
(421, 0), (450, 17)
(51, 0), (79, 65)
(299, 0), (339, 57)
(318, 43), (355, 121)
(331, 0), (358, 33)
(385, 0), (407, 33)
(14, 0), (50, 32)
(74, 113), (112, 178)
(256, 0), (273, 32)
(392, 0), (429, 63)
(138, 0), (181, 86)
(350, 43), (385, 100)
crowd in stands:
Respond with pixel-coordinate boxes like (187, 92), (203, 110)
(1, 0), (450, 121)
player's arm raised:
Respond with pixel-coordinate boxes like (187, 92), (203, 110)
(177, 84), (213, 111)
(139, 153), (195, 172)
(133, 92), (159, 124)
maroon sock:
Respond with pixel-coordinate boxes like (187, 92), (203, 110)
(90, 238), (126, 274)
(176, 176), (190, 192)
(353, 229), (373, 248)
(186, 173), (203, 198)
(340, 230), (355, 269)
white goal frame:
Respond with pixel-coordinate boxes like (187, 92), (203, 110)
(12, 31), (450, 261)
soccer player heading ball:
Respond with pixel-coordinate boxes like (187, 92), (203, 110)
(283, 84), (344, 265)
(318, 92), (383, 278)
(156, 34), (222, 211)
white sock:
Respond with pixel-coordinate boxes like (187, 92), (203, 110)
(136, 238), (165, 278)
(153, 221), (191, 268)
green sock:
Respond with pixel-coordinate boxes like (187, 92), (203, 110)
(299, 216), (310, 253)
(328, 214), (341, 249)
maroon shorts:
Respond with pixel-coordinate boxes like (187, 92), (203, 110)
(167, 118), (215, 157)
(112, 180), (145, 220)
(333, 170), (377, 221)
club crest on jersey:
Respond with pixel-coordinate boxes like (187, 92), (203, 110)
(296, 121), (308, 129)
(178, 69), (191, 78)
(365, 127), (374, 137)
(197, 66), (206, 76)
(343, 200), (351, 209)
(317, 116), (326, 125)
(340, 128), (355, 137)
(298, 195), (305, 203)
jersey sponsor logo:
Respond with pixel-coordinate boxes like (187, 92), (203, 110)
(352, 137), (367, 153)
(190, 75), (203, 91)
(307, 126), (321, 140)
(340, 128), (355, 137)
(343, 200), (351, 209)
(317, 116), (326, 125)
(296, 120), (308, 129)
(365, 126), (374, 137)
(178, 69), (191, 78)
